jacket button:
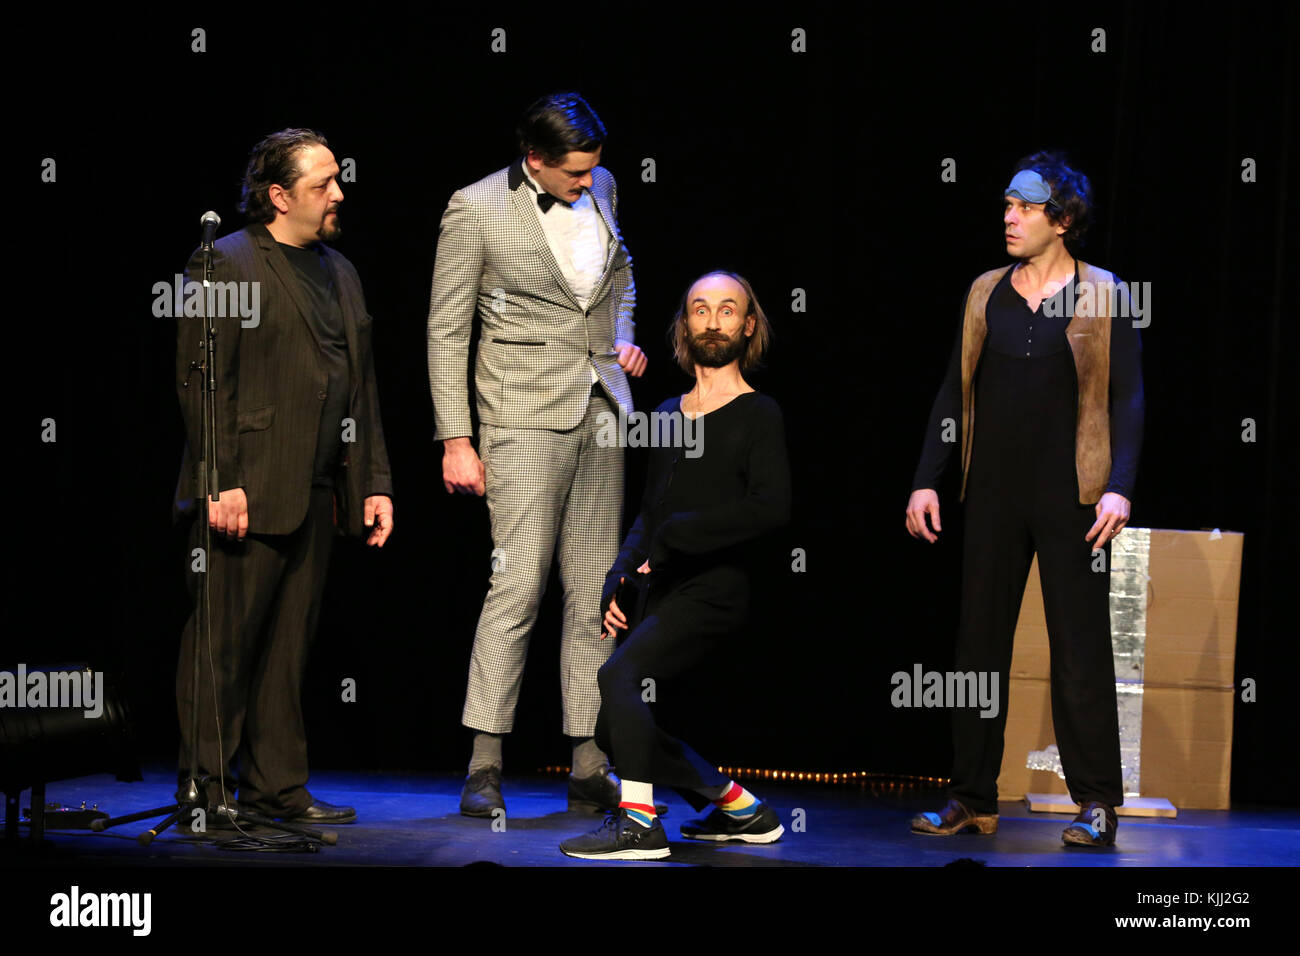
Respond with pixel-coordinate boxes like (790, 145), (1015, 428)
(317, 390), (327, 400)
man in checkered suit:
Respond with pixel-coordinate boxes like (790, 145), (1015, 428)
(427, 93), (647, 816)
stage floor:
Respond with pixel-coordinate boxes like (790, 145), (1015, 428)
(9, 767), (1299, 867)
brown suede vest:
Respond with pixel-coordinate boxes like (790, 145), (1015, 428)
(959, 261), (1124, 505)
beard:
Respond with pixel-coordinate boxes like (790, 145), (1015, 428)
(317, 208), (342, 241)
(687, 328), (748, 369)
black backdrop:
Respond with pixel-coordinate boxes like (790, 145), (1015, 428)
(15, 3), (1297, 805)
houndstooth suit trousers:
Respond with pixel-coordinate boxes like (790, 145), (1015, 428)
(463, 385), (622, 736)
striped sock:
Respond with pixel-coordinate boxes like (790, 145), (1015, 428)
(713, 781), (759, 819)
(620, 802), (657, 828)
(620, 779), (656, 828)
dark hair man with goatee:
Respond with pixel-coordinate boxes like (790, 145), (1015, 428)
(172, 129), (394, 827)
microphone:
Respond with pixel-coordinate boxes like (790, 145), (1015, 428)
(200, 210), (221, 250)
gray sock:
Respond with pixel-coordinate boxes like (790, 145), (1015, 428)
(468, 732), (503, 773)
(570, 737), (608, 779)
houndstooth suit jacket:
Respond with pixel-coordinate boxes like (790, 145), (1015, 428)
(426, 160), (636, 440)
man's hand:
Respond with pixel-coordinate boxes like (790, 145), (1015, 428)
(442, 437), (485, 495)
(1085, 492), (1130, 550)
(602, 561), (653, 640)
(905, 488), (942, 543)
(208, 488), (249, 542)
(615, 340), (647, 378)
(364, 495), (394, 547)
(603, 579), (628, 641)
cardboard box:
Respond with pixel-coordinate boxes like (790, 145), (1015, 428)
(996, 529), (1242, 809)
(1139, 686), (1234, 811)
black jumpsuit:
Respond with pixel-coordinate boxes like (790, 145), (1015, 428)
(913, 265), (1144, 813)
(594, 392), (791, 810)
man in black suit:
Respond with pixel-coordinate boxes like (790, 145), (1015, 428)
(173, 129), (393, 825)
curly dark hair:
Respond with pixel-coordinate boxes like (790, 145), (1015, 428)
(515, 93), (606, 165)
(238, 129), (330, 224)
(1011, 150), (1093, 250)
(669, 271), (772, 377)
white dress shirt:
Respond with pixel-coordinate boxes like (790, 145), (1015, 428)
(521, 160), (611, 310)
(522, 160), (612, 383)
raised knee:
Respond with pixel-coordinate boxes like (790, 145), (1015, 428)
(597, 655), (633, 694)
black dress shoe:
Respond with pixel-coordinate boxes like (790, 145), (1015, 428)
(286, 800), (357, 824)
(239, 799), (357, 824)
(460, 767), (505, 818)
(568, 767), (668, 816)
(177, 806), (239, 832)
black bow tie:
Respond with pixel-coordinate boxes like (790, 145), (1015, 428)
(536, 191), (573, 213)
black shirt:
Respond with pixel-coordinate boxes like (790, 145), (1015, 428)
(277, 242), (351, 487)
(911, 264), (1144, 499)
(603, 392), (792, 606)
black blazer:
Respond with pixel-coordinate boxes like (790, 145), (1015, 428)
(173, 223), (392, 537)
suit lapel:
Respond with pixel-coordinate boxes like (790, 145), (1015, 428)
(586, 183), (620, 305)
(253, 224), (365, 407)
(510, 168), (583, 310)
(251, 224), (324, 352)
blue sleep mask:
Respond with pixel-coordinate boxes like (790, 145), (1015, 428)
(1005, 169), (1058, 207)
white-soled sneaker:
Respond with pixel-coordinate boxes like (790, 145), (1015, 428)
(559, 809), (671, 860)
(679, 802), (784, 843)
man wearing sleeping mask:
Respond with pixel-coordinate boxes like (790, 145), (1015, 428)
(904, 152), (1145, 847)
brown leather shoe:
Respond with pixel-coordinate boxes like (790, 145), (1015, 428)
(1062, 801), (1118, 846)
(910, 798), (998, 835)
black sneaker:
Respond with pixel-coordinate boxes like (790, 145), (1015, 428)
(559, 809), (671, 860)
(680, 802), (784, 844)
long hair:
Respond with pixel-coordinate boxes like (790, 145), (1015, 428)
(238, 128), (329, 224)
(669, 271), (773, 377)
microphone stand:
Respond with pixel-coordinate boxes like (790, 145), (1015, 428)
(91, 213), (335, 848)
